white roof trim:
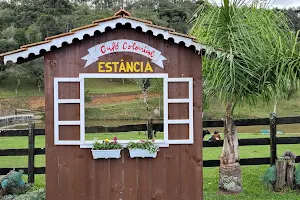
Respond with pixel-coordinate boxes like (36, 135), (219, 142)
(3, 17), (226, 64)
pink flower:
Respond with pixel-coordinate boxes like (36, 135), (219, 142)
(152, 140), (155, 142)
(113, 137), (117, 141)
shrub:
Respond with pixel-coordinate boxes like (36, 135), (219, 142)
(85, 90), (91, 103)
(0, 170), (30, 196)
(295, 164), (300, 186)
(1, 189), (45, 200)
(261, 165), (276, 189)
(127, 140), (159, 153)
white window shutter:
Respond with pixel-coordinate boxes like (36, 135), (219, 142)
(54, 78), (84, 145)
(167, 78), (193, 144)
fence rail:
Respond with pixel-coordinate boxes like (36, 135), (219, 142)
(1, 115), (300, 182)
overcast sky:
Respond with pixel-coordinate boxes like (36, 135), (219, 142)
(208, 0), (300, 8)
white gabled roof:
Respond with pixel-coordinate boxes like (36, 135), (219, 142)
(0, 10), (225, 64)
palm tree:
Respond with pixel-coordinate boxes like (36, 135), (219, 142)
(190, 0), (300, 193)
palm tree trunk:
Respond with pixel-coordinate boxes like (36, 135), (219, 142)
(219, 102), (242, 193)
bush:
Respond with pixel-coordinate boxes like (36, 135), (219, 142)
(85, 90), (91, 103)
(1, 189), (45, 200)
(261, 165), (276, 189)
(0, 170), (30, 196)
(295, 164), (300, 186)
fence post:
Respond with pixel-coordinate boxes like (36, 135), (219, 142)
(147, 118), (153, 139)
(28, 122), (35, 184)
(270, 113), (277, 166)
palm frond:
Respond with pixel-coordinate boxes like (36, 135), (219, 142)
(190, 0), (300, 112)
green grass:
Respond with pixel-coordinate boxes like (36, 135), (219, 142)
(1, 133), (300, 200)
(204, 166), (300, 200)
(203, 133), (300, 160)
(85, 97), (163, 120)
(1, 77), (300, 119)
(206, 95), (300, 119)
(0, 76), (44, 98)
(85, 131), (164, 140)
(84, 78), (140, 95)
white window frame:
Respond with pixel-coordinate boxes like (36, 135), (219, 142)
(54, 74), (194, 148)
(79, 73), (169, 148)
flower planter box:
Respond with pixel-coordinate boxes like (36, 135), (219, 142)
(91, 149), (121, 159)
(129, 149), (158, 158)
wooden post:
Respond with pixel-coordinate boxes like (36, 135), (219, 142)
(270, 113), (277, 166)
(147, 118), (153, 139)
(286, 158), (296, 189)
(28, 122), (35, 184)
(274, 158), (287, 191)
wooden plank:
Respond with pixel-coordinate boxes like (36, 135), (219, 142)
(44, 56), (59, 200)
(270, 113), (277, 165)
(277, 137), (300, 144)
(137, 159), (152, 200)
(0, 129), (45, 137)
(203, 138), (270, 147)
(0, 148), (45, 156)
(0, 167), (45, 175)
(286, 158), (296, 189)
(164, 41), (181, 200)
(96, 160), (111, 199)
(123, 150), (138, 200)
(190, 48), (203, 200)
(56, 47), (72, 200)
(204, 157), (271, 167)
(277, 116), (300, 124)
(274, 159), (287, 191)
(28, 123), (35, 183)
(149, 150), (166, 200)
(0, 130), (28, 137)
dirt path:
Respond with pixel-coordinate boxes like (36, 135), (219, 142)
(88, 92), (161, 107)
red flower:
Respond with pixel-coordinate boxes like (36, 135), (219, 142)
(152, 140), (155, 142)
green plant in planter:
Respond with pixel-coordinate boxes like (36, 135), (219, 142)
(93, 137), (123, 150)
(127, 140), (159, 153)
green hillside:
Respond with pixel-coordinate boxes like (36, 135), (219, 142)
(0, 78), (300, 119)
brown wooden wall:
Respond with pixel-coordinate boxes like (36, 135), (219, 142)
(44, 25), (203, 200)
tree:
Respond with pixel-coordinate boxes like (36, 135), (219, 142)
(282, 8), (300, 31)
(25, 58), (44, 91)
(190, 0), (300, 193)
(6, 64), (29, 95)
(36, 14), (61, 39)
(130, 78), (151, 107)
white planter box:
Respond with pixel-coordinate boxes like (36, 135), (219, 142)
(91, 149), (121, 159)
(129, 149), (158, 158)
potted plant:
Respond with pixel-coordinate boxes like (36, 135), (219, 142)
(91, 137), (123, 159)
(127, 140), (159, 158)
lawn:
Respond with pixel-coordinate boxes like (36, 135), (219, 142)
(85, 97), (163, 120)
(84, 78), (140, 95)
(85, 131), (164, 140)
(0, 133), (300, 199)
(0, 76), (44, 98)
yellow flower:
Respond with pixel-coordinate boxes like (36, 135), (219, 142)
(104, 139), (109, 143)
